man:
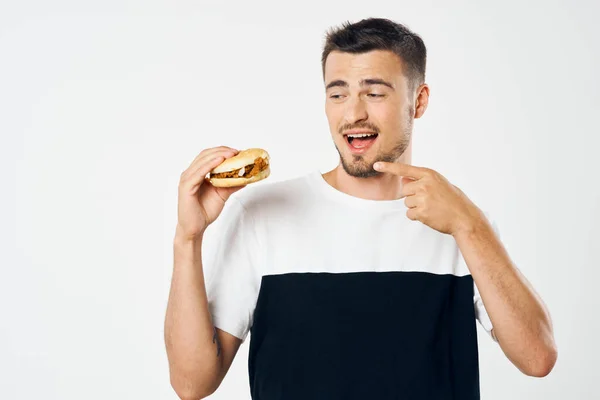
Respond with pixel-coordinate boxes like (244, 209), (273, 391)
(164, 18), (557, 400)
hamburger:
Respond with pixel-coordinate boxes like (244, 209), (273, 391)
(208, 148), (270, 187)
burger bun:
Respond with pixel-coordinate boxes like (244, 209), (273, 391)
(208, 148), (270, 188)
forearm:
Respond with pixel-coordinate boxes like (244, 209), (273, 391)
(165, 229), (223, 399)
(453, 218), (557, 377)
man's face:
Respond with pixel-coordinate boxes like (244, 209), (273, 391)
(324, 50), (416, 178)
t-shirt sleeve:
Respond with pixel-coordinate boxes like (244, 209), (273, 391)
(203, 196), (262, 343)
(473, 216), (500, 343)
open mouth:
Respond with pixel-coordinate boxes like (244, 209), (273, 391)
(345, 132), (379, 152)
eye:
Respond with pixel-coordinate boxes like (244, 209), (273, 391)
(330, 94), (345, 99)
(367, 93), (385, 98)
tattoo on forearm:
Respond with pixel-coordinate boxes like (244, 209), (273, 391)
(212, 327), (222, 357)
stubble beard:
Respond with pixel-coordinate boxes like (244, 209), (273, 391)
(336, 119), (413, 178)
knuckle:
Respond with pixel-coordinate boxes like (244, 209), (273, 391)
(217, 146), (235, 153)
(425, 168), (438, 179)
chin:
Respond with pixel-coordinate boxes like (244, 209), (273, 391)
(340, 154), (379, 178)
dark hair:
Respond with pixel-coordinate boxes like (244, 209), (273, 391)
(321, 18), (427, 91)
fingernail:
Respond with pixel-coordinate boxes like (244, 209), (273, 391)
(374, 162), (382, 170)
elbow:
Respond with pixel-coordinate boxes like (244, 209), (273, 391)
(170, 373), (218, 400)
(526, 344), (558, 378)
(171, 382), (215, 400)
(173, 389), (213, 400)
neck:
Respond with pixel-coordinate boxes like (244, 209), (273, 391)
(322, 154), (411, 201)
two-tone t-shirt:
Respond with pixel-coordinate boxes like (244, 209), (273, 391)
(203, 170), (498, 400)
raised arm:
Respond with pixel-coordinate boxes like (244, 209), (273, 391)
(164, 146), (245, 399)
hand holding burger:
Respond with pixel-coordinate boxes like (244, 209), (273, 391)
(176, 147), (270, 241)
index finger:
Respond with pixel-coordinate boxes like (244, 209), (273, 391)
(189, 146), (239, 168)
(373, 161), (429, 179)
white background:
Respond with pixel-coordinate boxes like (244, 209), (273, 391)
(2, 1), (599, 399)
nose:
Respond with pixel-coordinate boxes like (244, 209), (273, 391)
(344, 95), (368, 124)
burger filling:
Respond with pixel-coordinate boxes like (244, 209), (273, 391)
(210, 157), (269, 179)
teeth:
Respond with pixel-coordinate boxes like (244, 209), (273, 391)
(347, 133), (377, 138)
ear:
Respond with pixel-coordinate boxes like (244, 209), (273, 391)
(414, 84), (430, 119)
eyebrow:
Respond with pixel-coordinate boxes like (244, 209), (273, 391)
(325, 78), (395, 90)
